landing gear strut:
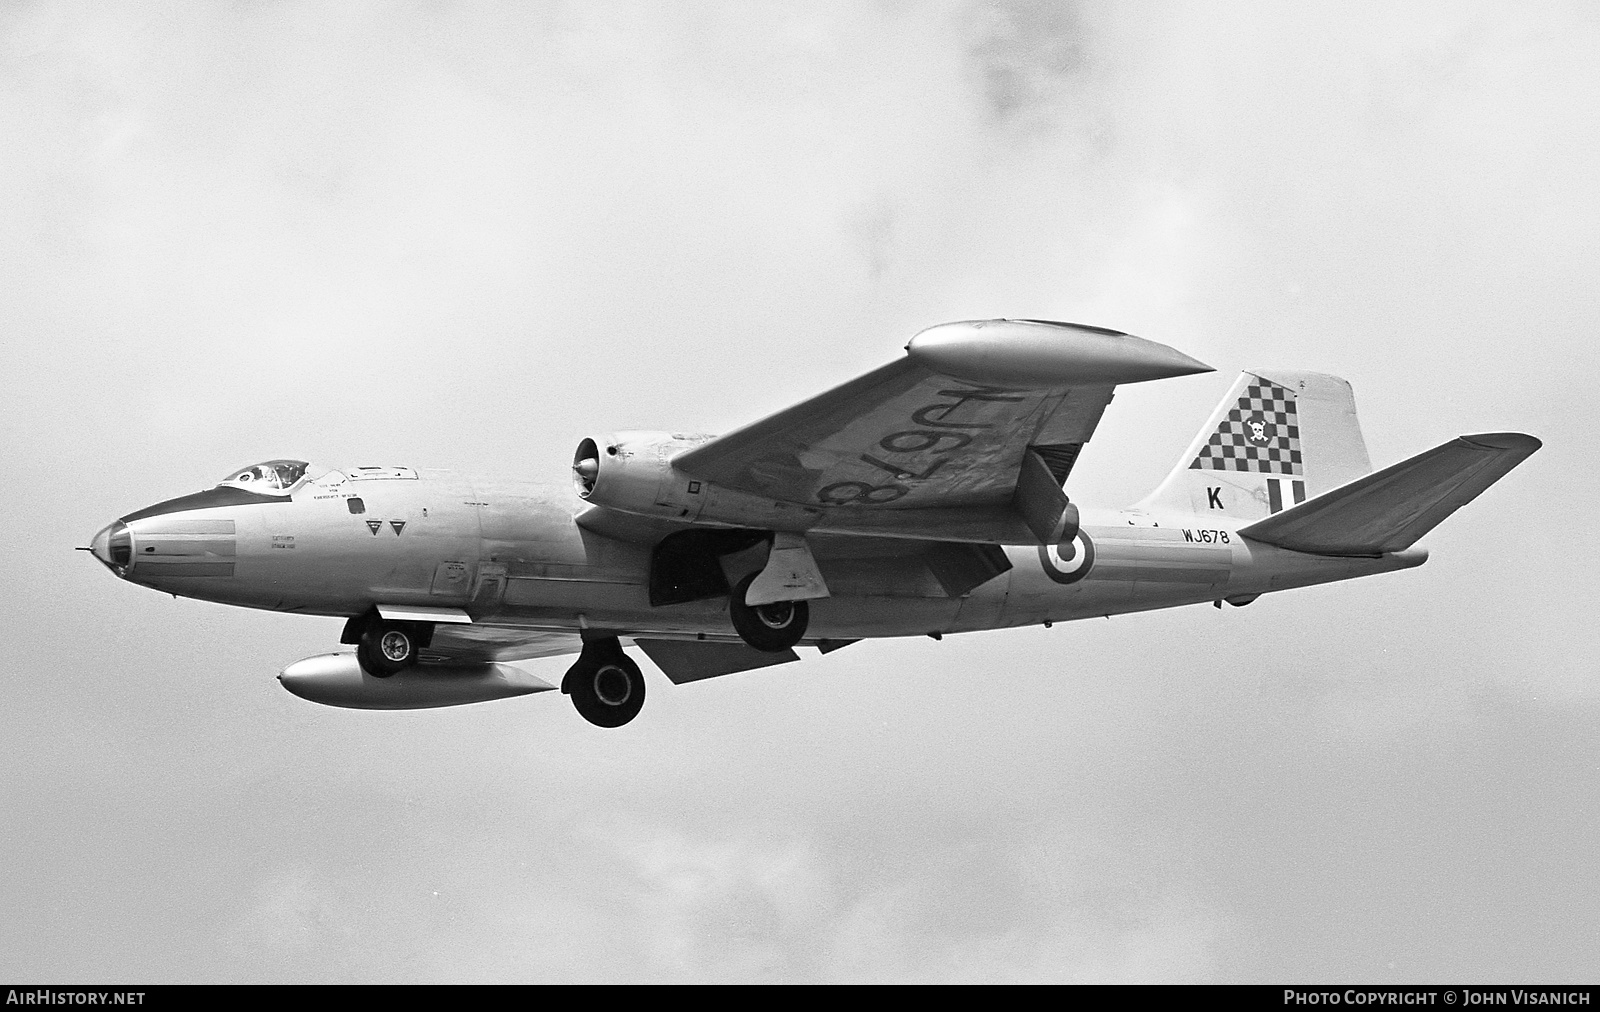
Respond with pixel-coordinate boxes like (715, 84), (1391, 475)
(729, 572), (809, 652)
(563, 637), (646, 728)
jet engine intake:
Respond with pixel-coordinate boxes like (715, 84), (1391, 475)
(572, 431), (708, 520)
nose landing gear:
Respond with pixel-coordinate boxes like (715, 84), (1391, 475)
(345, 612), (431, 678)
(359, 626), (417, 677)
(563, 637), (646, 727)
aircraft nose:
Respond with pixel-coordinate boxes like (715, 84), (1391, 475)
(90, 521), (132, 573)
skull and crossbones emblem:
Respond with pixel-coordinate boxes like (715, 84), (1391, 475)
(1246, 417), (1271, 445)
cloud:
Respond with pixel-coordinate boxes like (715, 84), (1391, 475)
(218, 806), (1229, 983)
(236, 867), (353, 952)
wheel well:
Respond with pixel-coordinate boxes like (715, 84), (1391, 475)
(647, 528), (768, 606)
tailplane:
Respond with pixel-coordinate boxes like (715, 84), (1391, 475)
(1238, 433), (1540, 555)
(1136, 371), (1373, 521)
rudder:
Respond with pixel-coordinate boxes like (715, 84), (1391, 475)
(1135, 371), (1372, 521)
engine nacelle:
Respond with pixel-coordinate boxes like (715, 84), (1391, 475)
(573, 431), (711, 520)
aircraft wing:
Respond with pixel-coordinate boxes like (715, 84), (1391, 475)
(672, 320), (1210, 528)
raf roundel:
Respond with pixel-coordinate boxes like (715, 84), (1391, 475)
(1038, 531), (1096, 585)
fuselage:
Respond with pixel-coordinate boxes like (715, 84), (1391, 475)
(91, 463), (1426, 649)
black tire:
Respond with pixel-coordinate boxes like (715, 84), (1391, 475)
(566, 649), (646, 728)
(357, 623), (419, 678)
(729, 572), (809, 652)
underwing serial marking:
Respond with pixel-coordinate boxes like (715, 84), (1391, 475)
(818, 386), (1027, 506)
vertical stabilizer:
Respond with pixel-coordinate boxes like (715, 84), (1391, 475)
(1134, 371), (1372, 521)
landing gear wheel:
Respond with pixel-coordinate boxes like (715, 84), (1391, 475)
(357, 623), (419, 678)
(565, 643), (646, 728)
(729, 572), (809, 653)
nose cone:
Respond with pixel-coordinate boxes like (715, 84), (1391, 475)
(89, 521), (132, 574)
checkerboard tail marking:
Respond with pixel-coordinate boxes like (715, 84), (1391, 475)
(1189, 380), (1303, 476)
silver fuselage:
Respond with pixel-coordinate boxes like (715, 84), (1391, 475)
(96, 468), (1425, 648)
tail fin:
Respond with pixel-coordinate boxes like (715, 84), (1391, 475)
(1238, 432), (1540, 555)
(1135, 371), (1373, 520)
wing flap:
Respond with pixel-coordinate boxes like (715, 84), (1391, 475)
(1238, 433), (1540, 555)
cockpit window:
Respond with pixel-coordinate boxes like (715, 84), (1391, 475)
(217, 460), (310, 491)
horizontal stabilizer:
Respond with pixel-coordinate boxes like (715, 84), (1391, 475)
(1238, 433), (1540, 556)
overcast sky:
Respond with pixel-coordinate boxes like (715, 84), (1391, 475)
(3, 0), (1597, 983)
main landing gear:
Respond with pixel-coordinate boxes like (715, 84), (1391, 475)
(563, 637), (646, 728)
(345, 612), (430, 678)
(729, 572), (809, 652)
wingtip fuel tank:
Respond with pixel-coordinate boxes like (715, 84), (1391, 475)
(906, 319), (1213, 387)
(278, 653), (557, 710)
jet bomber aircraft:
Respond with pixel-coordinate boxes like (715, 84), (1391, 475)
(87, 320), (1539, 727)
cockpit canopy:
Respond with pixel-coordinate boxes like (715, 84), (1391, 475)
(217, 460), (310, 491)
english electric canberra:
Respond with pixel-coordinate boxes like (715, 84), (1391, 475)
(87, 320), (1538, 727)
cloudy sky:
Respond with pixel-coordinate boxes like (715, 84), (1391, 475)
(3, 0), (1597, 983)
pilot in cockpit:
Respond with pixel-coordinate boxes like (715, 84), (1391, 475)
(219, 460), (310, 491)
